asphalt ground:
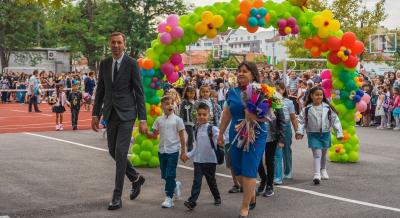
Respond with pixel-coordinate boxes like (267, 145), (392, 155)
(1, 127), (400, 218)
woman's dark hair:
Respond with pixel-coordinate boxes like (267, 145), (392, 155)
(56, 84), (64, 98)
(376, 75), (384, 84)
(183, 86), (197, 100)
(393, 87), (400, 95)
(271, 71), (280, 81)
(303, 72), (311, 81)
(377, 85), (387, 93)
(304, 86), (338, 115)
(19, 72), (25, 79)
(274, 80), (288, 98)
(238, 61), (260, 84)
(89, 72), (94, 77)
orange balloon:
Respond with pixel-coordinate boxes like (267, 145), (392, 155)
(351, 41), (364, 55)
(142, 59), (154, 70)
(236, 13), (249, 26)
(150, 111), (155, 115)
(151, 105), (156, 109)
(311, 36), (322, 46)
(311, 50), (321, 57)
(319, 42), (329, 53)
(326, 36), (342, 51)
(138, 58), (143, 68)
(264, 14), (270, 24)
(342, 32), (356, 48)
(252, 0), (264, 9)
(239, 0), (252, 15)
(304, 39), (313, 49)
(246, 25), (258, 33)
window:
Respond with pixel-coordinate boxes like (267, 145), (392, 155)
(196, 43), (201, 46)
(240, 37), (243, 41)
(235, 45), (237, 48)
(204, 43), (212, 47)
(239, 44), (242, 48)
(254, 36), (257, 40)
(248, 36), (250, 40)
(266, 45), (268, 50)
(253, 43), (257, 48)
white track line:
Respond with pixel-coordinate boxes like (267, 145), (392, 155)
(22, 132), (400, 213)
(11, 110), (52, 116)
(0, 119), (92, 128)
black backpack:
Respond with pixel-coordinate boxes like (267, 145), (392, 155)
(195, 125), (225, 165)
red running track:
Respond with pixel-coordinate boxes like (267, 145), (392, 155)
(0, 102), (94, 134)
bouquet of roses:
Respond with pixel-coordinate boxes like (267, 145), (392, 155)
(232, 82), (282, 152)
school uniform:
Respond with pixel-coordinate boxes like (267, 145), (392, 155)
(68, 91), (83, 129)
(52, 92), (69, 113)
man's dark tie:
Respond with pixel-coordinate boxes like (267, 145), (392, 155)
(113, 61), (118, 83)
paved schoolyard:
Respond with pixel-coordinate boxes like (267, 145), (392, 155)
(0, 127), (400, 218)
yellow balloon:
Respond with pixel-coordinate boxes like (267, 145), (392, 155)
(312, 15), (324, 28)
(212, 15), (224, 28)
(342, 56), (349, 61)
(195, 22), (207, 34)
(318, 27), (330, 38)
(311, 46), (319, 52)
(353, 77), (359, 82)
(329, 19), (340, 32)
(206, 28), (217, 38)
(321, 10), (333, 20)
(338, 144), (343, 149)
(202, 11), (214, 24)
(337, 51), (344, 58)
(332, 94), (336, 99)
(357, 114), (362, 118)
(284, 27), (292, 34)
(340, 46), (346, 52)
(340, 149), (346, 155)
(356, 82), (362, 87)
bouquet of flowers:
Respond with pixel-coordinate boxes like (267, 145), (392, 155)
(48, 96), (57, 106)
(232, 82), (282, 152)
(83, 93), (92, 102)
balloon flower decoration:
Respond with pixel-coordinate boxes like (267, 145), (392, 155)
(135, 0), (366, 165)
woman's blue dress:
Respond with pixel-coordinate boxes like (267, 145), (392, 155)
(227, 87), (267, 178)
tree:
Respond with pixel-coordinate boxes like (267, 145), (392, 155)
(0, 1), (44, 72)
(205, 53), (238, 69)
(281, 0), (388, 69)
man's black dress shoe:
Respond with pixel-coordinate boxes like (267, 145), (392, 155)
(214, 198), (221, 205)
(108, 195), (122, 210)
(130, 175), (146, 200)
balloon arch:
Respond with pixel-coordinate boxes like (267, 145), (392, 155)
(130, 0), (368, 167)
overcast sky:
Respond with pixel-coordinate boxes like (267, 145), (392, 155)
(186, 0), (398, 30)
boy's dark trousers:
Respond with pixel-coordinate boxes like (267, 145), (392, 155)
(258, 140), (278, 186)
(159, 151), (179, 198)
(185, 125), (194, 152)
(71, 107), (80, 128)
(28, 95), (39, 112)
(188, 162), (220, 203)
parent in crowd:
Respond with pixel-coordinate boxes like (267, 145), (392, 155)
(84, 71), (96, 112)
(27, 70), (41, 113)
(218, 61), (269, 218)
(288, 71), (300, 114)
(92, 32), (147, 210)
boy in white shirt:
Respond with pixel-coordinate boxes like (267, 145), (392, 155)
(146, 95), (187, 208)
(183, 102), (221, 210)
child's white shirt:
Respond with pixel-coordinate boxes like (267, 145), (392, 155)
(152, 113), (185, 154)
(218, 89), (225, 101)
(187, 123), (219, 163)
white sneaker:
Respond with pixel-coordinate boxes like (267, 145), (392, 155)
(313, 173), (321, 184)
(59, 124), (63, 131)
(102, 128), (107, 137)
(321, 169), (329, 180)
(161, 197), (174, 208)
(393, 127), (400, 131)
(174, 181), (182, 200)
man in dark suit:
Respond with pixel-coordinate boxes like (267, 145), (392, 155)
(92, 32), (148, 210)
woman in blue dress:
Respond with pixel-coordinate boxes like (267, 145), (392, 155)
(218, 61), (268, 218)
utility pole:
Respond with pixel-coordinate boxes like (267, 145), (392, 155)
(360, 0), (367, 69)
(189, 44), (192, 68)
(272, 28), (276, 67)
(37, 22), (41, 47)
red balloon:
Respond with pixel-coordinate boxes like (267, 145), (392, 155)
(328, 51), (342, 65)
(311, 50), (321, 57)
(319, 42), (329, 53)
(304, 39), (313, 49)
(351, 41), (364, 55)
(342, 32), (356, 48)
(344, 54), (358, 68)
(326, 36), (342, 51)
(311, 36), (322, 46)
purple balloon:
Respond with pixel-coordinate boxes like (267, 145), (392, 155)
(335, 95), (341, 100)
(166, 14), (179, 28)
(277, 19), (287, 29)
(287, 17), (296, 28)
(160, 32), (172, 45)
(167, 72), (179, 83)
(171, 26), (184, 38)
(291, 25), (299, 35)
(170, 53), (182, 66)
(161, 62), (174, 75)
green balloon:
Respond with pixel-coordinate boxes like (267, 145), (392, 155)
(329, 151), (339, 162)
(218, 10), (228, 21)
(231, 0), (240, 7)
(135, 134), (147, 145)
(171, 38), (181, 46)
(131, 144), (142, 155)
(140, 160), (148, 166)
(348, 120), (356, 126)
(340, 90), (350, 100)
(179, 15), (189, 25)
(154, 69), (164, 79)
(300, 26), (311, 39)
(332, 79), (344, 90)
(206, 6), (217, 15)
(350, 72), (359, 79)
(290, 6), (302, 18)
(189, 13), (200, 24)
(340, 119), (349, 129)
(347, 125), (356, 135)
(146, 114), (154, 126)
(344, 143), (352, 152)
(181, 34), (192, 46)
(148, 156), (160, 167)
(327, 61), (335, 69)
(352, 144), (359, 152)
(218, 23), (229, 32)
(191, 34), (200, 43)
(332, 98), (344, 105)
(264, 0), (276, 11)
(146, 48), (157, 59)
(331, 136), (341, 145)
(153, 43), (164, 54)
(345, 80), (357, 91)
(152, 136), (160, 145)
(151, 144), (159, 156)
(223, 3), (234, 14)
(140, 151), (152, 161)
(176, 44), (186, 54)
(282, 12), (292, 20)
(213, 2), (223, 11)
(151, 40), (158, 47)
(145, 88), (156, 98)
(268, 10), (277, 21)
(194, 7), (205, 17)
(344, 111), (355, 122)
(345, 100), (356, 110)
(156, 89), (164, 97)
(227, 15), (236, 27)
(232, 24), (240, 29)
(331, 66), (342, 77)
(233, 8), (241, 16)
(297, 15), (307, 26)
(338, 153), (349, 163)
(145, 103), (150, 113)
(148, 95), (161, 105)
(347, 134), (359, 146)
(130, 154), (141, 166)
(281, 1), (291, 10)
(143, 76), (153, 87)
(305, 11), (316, 23)
(339, 70), (350, 82)
(275, 4), (285, 16)
(335, 104), (347, 116)
(141, 139), (154, 151)
(263, 22), (272, 28)
(184, 24), (195, 35)
(165, 44), (176, 55)
(153, 59), (161, 70)
(348, 151), (358, 163)
(333, 29), (344, 38)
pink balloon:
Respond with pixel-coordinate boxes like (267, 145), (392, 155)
(167, 72), (179, 83)
(160, 32), (172, 45)
(355, 117), (360, 122)
(287, 17), (296, 27)
(152, 77), (158, 82)
(157, 22), (167, 33)
(361, 93), (371, 104)
(171, 26), (184, 38)
(161, 62), (174, 75)
(166, 14), (179, 28)
(278, 28), (287, 36)
(178, 62), (184, 71)
(320, 69), (332, 80)
(170, 53), (182, 66)
(291, 25), (299, 35)
(324, 89), (331, 98)
(321, 79), (332, 90)
(356, 101), (367, 112)
(158, 79), (163, 83)
(150, 82), (156, 88)
(277, 19), (287, 29)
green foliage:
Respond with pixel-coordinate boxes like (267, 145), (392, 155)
(14, 52), (44, 66)
(206, 53), (238, 69)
